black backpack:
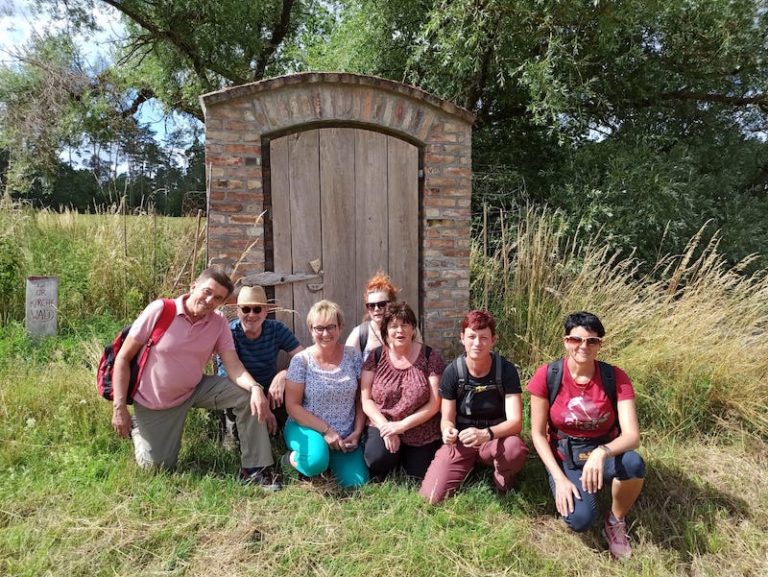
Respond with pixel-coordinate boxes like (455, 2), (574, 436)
(545, 358), (619, 434)
(454, 352), (504, 417)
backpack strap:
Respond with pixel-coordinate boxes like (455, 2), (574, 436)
(546, 358), (564, 407)
(373, 345), (383, 365)
(491, 352), (504, 395)
(134, 298), (176, 389)
(358, 320), (370, 352)
(598, 360), (619, 433)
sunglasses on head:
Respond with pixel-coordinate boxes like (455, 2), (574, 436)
(564, 335), (603, 347)
(239, 305), (263, 314)
(365, 300), (389, 311)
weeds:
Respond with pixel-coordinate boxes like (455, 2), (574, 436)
(1, 208), (767, 576)
(475, 208), (768, 439)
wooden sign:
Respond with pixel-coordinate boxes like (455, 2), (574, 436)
(26, 276), (58, 337)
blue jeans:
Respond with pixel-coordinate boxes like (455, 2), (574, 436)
(547, 450), (645, 532)
(284, 420), (369, 488)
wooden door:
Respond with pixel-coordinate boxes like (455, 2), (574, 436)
(269, 127), (419, 345)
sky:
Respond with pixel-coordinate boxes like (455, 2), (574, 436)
(0, 0), (200, 166)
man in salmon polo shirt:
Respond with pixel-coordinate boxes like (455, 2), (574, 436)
(110, 268), (279, 489)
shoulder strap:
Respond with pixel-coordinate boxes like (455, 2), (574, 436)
(373, 345), (383, 364)
(491, 352), (504, 393)
(358, 320), (369, 352)
(134, 298), (176, 391)
(597, 360), (619, 429)
(546, 358), (564, 406)
(149, 298), (176, 345)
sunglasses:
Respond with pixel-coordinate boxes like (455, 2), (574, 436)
(365, 300), (389, 311)
(312, 324), (338, 334)
(239, 306), (263, 314)
(564, 335), (603, 347)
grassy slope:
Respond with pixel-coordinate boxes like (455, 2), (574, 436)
(1, 208), (767, 576)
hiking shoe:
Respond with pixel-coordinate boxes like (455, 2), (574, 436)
(603, 512), (632, 559)
(239, 466), (282, 492)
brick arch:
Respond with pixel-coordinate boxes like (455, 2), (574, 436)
(200, 72), (474, 353)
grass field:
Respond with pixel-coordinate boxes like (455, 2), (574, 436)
(1, 206), (766, 576)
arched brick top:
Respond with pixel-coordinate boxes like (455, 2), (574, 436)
(201, 72), (475, 126)
(201, 72), (474, 355)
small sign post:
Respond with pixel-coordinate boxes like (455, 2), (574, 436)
(25, 276), (58, 337)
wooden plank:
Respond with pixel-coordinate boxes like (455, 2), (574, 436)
(354, 130), (389, 324)
(387, 136), (420, 318)
(319, 127), (358, 339)
(288, 129), (321, 345)
(269, 136), (295, 333)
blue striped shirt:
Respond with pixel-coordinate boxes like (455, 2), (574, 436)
(218, 319), (301, 389)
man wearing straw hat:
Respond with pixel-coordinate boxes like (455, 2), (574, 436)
(217, 285), (303, 488)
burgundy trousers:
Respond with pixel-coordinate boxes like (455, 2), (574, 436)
(419, 435), (529, 504)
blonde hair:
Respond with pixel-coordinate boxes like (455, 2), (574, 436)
(306, 300), (345, 331)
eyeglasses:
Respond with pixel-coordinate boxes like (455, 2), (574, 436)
(365, 300), (389, 311)
(564, 335), (603, 347)
(239, 306), (263, 314)
(312, 324), (338, 334)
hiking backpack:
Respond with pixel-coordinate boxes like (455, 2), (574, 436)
(545, 358), (619, 433)
(96, 298), (176, 404)
(454, 352), (504, 417)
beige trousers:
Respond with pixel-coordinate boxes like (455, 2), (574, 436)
(131, 375), (272, 470)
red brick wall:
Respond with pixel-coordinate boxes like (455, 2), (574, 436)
(201, 72), (474, 353)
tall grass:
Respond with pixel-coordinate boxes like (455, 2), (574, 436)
(474, 208), (768, 439)
(1, 208), (767, 576)
(0, 203), (206, 329)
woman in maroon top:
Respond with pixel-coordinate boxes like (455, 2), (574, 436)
(527, 311), (645, 560)
(360, 302), (444, 480)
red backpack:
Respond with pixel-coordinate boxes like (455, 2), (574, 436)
(96, 299), (176, 404)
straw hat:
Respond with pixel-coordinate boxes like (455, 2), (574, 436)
(236, 285), (271, 307)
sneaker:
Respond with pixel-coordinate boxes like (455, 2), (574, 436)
(239, 466), (282, 492)
(602, 512), (632, 559)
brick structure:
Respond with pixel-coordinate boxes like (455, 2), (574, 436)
(200, 72), (474, 354)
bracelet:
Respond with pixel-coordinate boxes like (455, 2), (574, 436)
(598, 444), (612, 457)
(486, 426), (495, 440)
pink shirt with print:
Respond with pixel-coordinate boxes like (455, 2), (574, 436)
(129, 296), (235, 409)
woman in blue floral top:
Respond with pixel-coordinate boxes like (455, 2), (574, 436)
(283, 300), (368, 487)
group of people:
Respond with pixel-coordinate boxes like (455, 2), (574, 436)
(110, 268), (645, 559)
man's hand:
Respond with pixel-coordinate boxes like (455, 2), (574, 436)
(268, 370), (287, 409)
(249, 385), (269, 422)
(112, 404), (132, 438)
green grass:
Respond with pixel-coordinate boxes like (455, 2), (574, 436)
(1, 207), (767, 576)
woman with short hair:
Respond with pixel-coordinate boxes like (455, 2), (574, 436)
(527, 311), (645, 560)
(360, 302), (443, 480)
(283, 300), (368, 488)
(420, 310), (528, 504)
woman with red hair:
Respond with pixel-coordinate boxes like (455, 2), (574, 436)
(420, 310), (528, 504)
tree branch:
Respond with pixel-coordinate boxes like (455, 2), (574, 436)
(251, 0), (295, 80)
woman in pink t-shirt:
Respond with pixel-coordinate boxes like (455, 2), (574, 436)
(360, 302), (444, 480)
(527, 311), (645, 560)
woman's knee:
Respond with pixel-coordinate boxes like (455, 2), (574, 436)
(564, 502), (598, 533)
(617, 450), (646, 480)
(332, 449), (369, 488)
(497, 436), (530, 470)
(297, 446), (330, 476)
